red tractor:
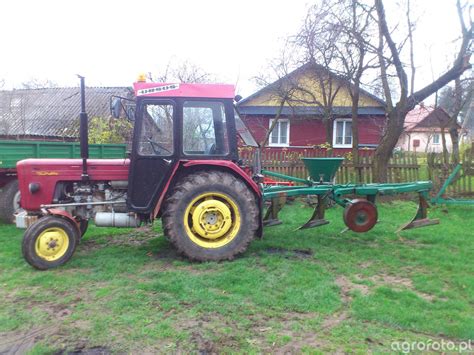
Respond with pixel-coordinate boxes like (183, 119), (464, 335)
(16, 77), (262, 270)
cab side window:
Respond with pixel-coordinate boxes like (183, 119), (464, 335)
(183, 101), (229, 156)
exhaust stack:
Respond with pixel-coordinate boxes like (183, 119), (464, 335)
(78, 75), (89, 180)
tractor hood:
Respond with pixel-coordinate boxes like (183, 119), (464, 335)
(16, 158), (130, 211)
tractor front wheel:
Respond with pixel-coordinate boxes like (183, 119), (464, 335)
(162, 171), (259, 261)
(22, 216), (79, 270)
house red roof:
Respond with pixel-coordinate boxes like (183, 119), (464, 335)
(405, 105), (459, 132)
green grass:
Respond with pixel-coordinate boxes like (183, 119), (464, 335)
(0, 201), (473, 353)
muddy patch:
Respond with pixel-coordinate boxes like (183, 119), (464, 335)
(56, 346), (112, 355)
(335, 276), (370, 303)
(262, 247), (314, 259)
(358, 261), (373, 269)
(331, 273), (437, 302)
(368, 273), (436, 301)
(151, 244), (182, 261)
(0, 326), (58, 355)
(80, 228), (161, 251)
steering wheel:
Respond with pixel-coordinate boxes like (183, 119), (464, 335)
(205, 143), (217, 155)
(147, 138), (172, 155)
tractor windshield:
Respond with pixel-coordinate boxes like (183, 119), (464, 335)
(234, 108), (258, 147)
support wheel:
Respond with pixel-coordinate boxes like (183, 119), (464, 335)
(162, 170), (259, 261)
(22, 216), (79, 270)
(343, 199), (378, 233)
(0, 180), (21, 224)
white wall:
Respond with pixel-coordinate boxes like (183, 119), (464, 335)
(397, 131), (454, 153)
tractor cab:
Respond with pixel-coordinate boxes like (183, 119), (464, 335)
(126, 81), (249, 212)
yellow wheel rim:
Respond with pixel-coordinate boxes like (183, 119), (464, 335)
(184, 192), (241, 249)
(35, 227), (69, 261)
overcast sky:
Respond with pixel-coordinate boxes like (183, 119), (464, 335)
(0, 0), (467, 100)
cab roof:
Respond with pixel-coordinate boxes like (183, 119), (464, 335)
(133, 82), (235, 99)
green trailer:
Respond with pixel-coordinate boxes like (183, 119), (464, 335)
(0, 140), (127, 223)
(262, 157), (439, 232)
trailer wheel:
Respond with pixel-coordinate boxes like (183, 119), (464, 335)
(343, 199), (378, 233)
(162, 171), (259, 261)
(0, 180), (20, 224)
(22, 216), (79, 270)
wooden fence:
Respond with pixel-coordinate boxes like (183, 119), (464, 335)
(239, 148), (420, 184)
(239, 148), (474, 196)
(427, 151), (474, 196)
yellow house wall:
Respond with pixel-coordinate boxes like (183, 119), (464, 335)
(243, 70), (382, 108)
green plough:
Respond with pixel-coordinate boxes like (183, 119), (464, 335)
(431, 163), (474, 206)
(262, 158), (439, 232)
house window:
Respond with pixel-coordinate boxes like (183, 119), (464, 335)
(333, 119), (352, 148)
(269, 119), (289, 147)
(432, 133), (440, 144)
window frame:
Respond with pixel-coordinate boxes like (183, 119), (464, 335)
(268, 118), (290, 147)
(181, 100), (230, 157)
(333, 119), (353, 148)
(137, 100), (176, 158)
(432, 133), (440, 145)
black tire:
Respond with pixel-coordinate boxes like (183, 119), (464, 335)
(79, 219), (89, 238)
(0, 180), (20, 224)
(162, 170), (259, 261)
(22, 216), (79, 270)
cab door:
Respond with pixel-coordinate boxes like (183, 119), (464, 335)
(128, 99), (178, 212)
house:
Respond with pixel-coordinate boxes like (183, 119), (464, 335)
(0, 87), (133, 141)
(236, 63), (387, 153)
(396, 105), (462, 153)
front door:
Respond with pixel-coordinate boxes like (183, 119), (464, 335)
(128, 99), (177, 212)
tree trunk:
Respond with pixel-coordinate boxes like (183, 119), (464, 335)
(440, 126), (449, 166)
(449, 125), (460, 165)
(351, 89), (360, 182)
(373, 108), (405, 182)
(324, 117), (333, 145)
(450, 77), (462, 165)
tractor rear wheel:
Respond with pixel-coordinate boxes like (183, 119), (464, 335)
(162, 170), (259, 261)
(343, 199), (378, 233)
(22, 216), (79, 270)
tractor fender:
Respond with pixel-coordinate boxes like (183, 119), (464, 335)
(44, 208), (80, 233)
(182, 160), (261, 197)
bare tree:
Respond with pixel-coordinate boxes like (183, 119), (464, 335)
(146, 60), (217, 149)
(255, 0), (380, 158)
(332, 0), (378, 172)
(373, 0), (472, 181)
(147, 60), (215, 84)
(253, 1), (349, 147)
(21, 78), (57, 89)
(438, 76), (473, 163)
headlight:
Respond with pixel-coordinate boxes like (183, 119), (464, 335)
(29, 182), (41, 194)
